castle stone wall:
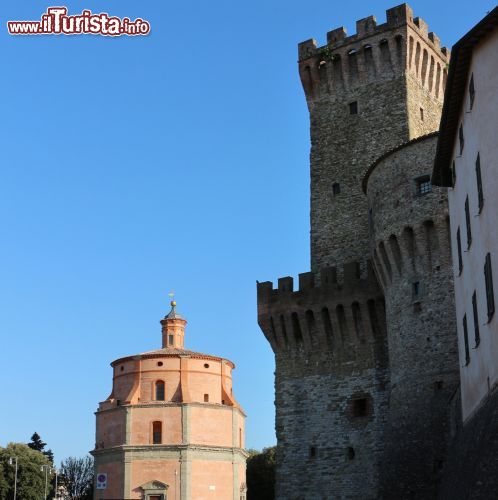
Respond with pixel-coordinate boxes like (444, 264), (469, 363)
(257, 4), (455, 498)
(365, 134), (460, 498)
(258, 268), (389, 499)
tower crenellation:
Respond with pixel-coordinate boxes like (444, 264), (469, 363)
(298, 3), (449, 108)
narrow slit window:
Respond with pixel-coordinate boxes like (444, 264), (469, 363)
(472, 291), (480, 347)
(465, 196), (472, 248)
(484, 253), (495, 321)
(349, 101), (358, 115)
(204, 393), (209, 402)
(451, 161), (457, 187)
(469, 73), (475, 109)
(457, 227), (463, 274)
(352, 398), (368, 417)
(332, 183), (341, 196)
(459, 124), (464, 155)
(420, 107), (424, 121)
(476, 153), (484, 212)
(412, 281), (420, 297)
(463, 314), (470, 365)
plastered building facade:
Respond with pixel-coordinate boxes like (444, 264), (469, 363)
(92, 302), (247, 500)
(257, 4), (462, 498)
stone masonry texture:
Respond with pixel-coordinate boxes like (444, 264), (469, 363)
(365, 134), (460, 498)
(257, 4), (462, 499)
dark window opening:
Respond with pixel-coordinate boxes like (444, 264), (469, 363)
(472, 291), (480, 347)
(451, 161), (456, 187)
(168, 334), (174, 346)
(463, 314), (470, 366)
(204, 393), (209, 402)
(434, 381), (444, 391)
(465, 196), (472, 248)
(291, 312), (304, 344)
(155, 380), (165, 401)
(457, 227), (463, 274)
(413, 301), (422, 313)
(347, 447), (355, 460)
(417, 176), (431, 196)
(476, 153), (484, 212)
(434, 459), (444, 471)
(412, 281), (420, 297)
(309, 446), (317, 458)
(352, 398), (368, 417)
(485, 253), (495, 321)
(152, 421), (162, 444)
(332, 182), (341, 196)
(157, 361), (163, 367)
(120, 366), (124, 372)
(349, 101), (358, 115)
(469, 73), (475, 109)
(459, 124), (464, 155)
(204, 363), (210, 368)
(420, 107), (424, 121)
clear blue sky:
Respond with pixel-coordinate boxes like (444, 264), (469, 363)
(0, 0), (494, 463)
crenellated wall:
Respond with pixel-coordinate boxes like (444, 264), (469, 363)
(258, 266), (389, 498)
(297, 3), (449, 274)
(364, 133), (460, 498)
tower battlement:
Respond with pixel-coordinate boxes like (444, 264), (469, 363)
(257, 261), (385, 360)
(298, 3), (449, 102)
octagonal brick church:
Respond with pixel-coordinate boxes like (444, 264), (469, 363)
(91, 300), (247, 500)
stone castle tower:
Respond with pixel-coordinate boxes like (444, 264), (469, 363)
(92, 301), (247, 500)
(257, 4), (459, 498)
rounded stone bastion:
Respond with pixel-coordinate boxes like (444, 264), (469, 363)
(363, 132), (460, 498)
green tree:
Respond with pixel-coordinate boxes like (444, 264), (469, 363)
(27, 432), (54, 463)
(247, 446), (276, 500)
(0, 443), (53, 500)
(59, 456), (94, 500)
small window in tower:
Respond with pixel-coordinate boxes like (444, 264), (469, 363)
(459, 124), (465, 155)
(416, 176), (431, 196)
(332, 183), (341, 196)
(157, 361), (163, 367)
(204, 363), (210, 369)
(309, 446), (317, 458)
(412, 281), (420, 297)
(352, 398), (368, 417)
(155, 380), (165, 401)
(347, 447), (355, 460)
(469, 73), (475, 109)
(120, 366), (124, 372)
(349, 101), (358, 115)
(168, 334), (174, 346)
(451, 160), (457, 187)
(420, 107), (424, 121)
(152, 421), (162, 444)
(204, 394), (209, 402)
(434, 381), (444, 391)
